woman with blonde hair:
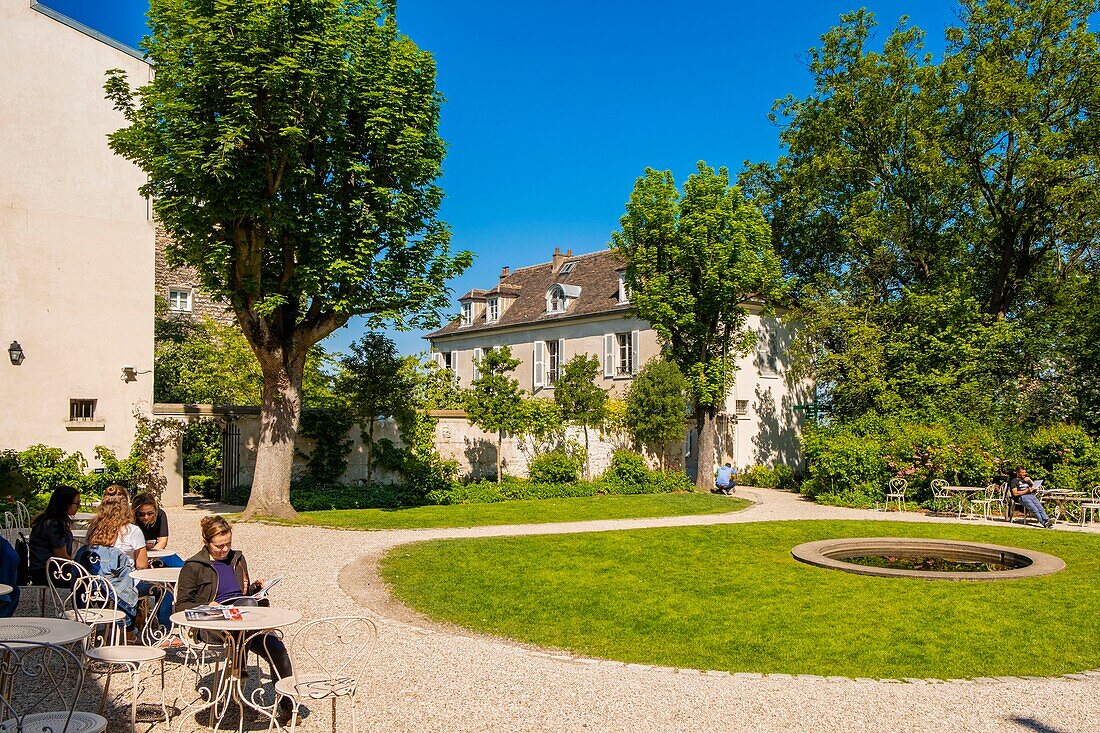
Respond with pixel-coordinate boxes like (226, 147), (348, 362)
(77, 494), (149, 630)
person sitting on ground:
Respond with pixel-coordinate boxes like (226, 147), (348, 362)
(28, 485), (80, 586)
(175, 515), (297, 723)
(76, 494), (147, 629)
(1009, 466), (1054, 528)
(132, 492), (183, 568)
(714, 462), (737, 495)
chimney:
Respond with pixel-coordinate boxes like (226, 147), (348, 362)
(551, 246), (564, 273)
(500, 266), (510, 279)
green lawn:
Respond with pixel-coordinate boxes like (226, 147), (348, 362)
(380, 520), (1100, 679)
(288, 492), (749, 530)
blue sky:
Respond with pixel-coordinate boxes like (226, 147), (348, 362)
(42, 0), (960, 356)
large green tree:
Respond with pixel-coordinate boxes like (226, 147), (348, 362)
(464, 346), (525, 484)
(612, 163), (787, 490)
(553, 355), (608, 480)
(106, 0), (471, 518)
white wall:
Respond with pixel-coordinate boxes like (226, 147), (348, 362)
(0, 1), (154, 464)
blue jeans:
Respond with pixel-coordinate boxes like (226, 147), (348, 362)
(155, 553), (184, 568)
(1019, 493), (1050, 525)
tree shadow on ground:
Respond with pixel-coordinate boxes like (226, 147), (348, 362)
(1009, 717), (1073, 733)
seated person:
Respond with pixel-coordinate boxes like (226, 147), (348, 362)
(76, 494), (148, 628)
(132, 492), (183, 568)
(28, 485), (80, 586)
(1009, 466), (1054, 528)
(175, 516), (296, 723)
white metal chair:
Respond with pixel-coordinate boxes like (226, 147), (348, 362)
(0, 639), (108, 733)
(882, 478), (907, 512)
(12, 502), (30, 531)
(68, 575), (169, 733)
(929, 479), (951, 515)
(967, 484), (1000, 521)
(1078, 488), (1100, 526)
(267, 616), (378, 733)
(45, 556), (92, 619)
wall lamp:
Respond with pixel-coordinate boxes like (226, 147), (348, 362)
(8, 341), (24, 365)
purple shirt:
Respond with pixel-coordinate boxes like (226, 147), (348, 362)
(213, 558), (242, 603)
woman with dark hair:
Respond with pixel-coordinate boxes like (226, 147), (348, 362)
(28, 485), (81, 585)
(131, 492), (183, 568)
(175, 516), (296, 722)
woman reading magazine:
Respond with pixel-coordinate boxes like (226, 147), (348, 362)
(174, 515), (296, 722)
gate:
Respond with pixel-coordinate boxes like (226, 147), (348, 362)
(220, 419), (241, 501)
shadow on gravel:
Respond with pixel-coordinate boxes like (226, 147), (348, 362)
(1010, 717), (1072, 733)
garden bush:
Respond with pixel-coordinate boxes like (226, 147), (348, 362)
(527, 450), (582, 485)
(598, 450), (651, 494)
(187, 474), (219, 498)
(738, 464), (797, 490)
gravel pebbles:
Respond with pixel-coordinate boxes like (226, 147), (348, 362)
(17, 488), (1100, 732)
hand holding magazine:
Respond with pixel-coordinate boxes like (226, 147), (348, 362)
(251, 576), (283, 600)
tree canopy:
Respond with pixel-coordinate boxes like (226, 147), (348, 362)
(464, 347), (525, 483)
(625, 357), (689, 467)
(612, 162), (787, 488)
(106, 0), (471, 517)
(553, 354), (608, 479)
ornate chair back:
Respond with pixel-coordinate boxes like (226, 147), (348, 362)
(288, 616), (378, 700)
(66, 574), (124, 647)
(45, 557), (90, 619)
(13, 501), (30, 529)
(0, 640), (88, 732)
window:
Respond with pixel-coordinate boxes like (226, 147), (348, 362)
(735, 400), (750, 416)
(461, 302), (472, 326)
(547, 286), (566, 314)
(168, 289), (192, 312)
(69, 399), (97, 421)
(604, 331), (639, 377)
(617, 272), (630, 303)
(486, 297), (499, 322)
(472, 347), (484, 382)
(758, 329), (779, 376)
(558, 261), (576, 275)
(441, 352), (453, 370)
(533, 339), (564, 389)
(547, 340), (560, 384)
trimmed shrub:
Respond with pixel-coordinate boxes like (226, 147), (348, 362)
(187, 474), (219, 498)
(528, 450), (581, 485)
(599, 450), (650, 494)
(739, 464), (797, 490)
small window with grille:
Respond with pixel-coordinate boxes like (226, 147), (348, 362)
(735, 400), (750, 416)
(69, 399), (97, 421)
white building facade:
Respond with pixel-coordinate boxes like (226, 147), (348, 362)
(427, 248), (810, 472)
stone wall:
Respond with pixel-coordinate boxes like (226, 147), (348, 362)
(154, 221), (235, 324)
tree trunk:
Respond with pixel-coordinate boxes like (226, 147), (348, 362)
(583, 425), (591, 481)
(496, 430), (504, 485)
(695, 407), (718, 492)
(241, 351), (305, 520)
(365, 418), (376, 485)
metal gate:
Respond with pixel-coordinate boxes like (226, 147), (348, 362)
(220, 419), (241, 502)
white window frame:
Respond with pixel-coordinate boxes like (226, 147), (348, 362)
(617, 272), (630, 303)
(486, 297), (499, 322)
(461, 302), (473, 326)
(758, 329), (779, 376)
(168, 288), (192, 312)
(547, 285), (566, 314)
(472, 347), (484, 382)
(69, 398), (97, 421)
(605, 331), (640, 377)
(558, 261), (576, 275)
(735, 399), (750, 416)
(547, 338), (562, 385)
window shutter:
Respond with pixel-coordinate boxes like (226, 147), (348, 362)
(533, 341), (545, 389)
(433, 351), (444, 368)
(631, 330), (640, 374)
(472, 347), (484, 382)
(604, 334), (615, 377)
(557, 339), (565, 366)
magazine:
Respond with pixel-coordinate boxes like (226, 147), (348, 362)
(184, 605), (244, 621)
(251, 576), (283, 600)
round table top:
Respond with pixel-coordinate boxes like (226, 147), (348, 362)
(131, 567), (181, 584)
(72, 528), (88, 539)
(0, 584), (11, 596)
(147, 548), (177, 559)
(0, 617), (92, 647)
(73, 512), (97, 522)
(171, 606), (301, 632)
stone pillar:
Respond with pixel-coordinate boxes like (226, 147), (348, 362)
(161, 433), (184, 507)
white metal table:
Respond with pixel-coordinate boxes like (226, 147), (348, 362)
(0, 617), (92, 700)
(131, 567), (181, 646)
(147, 548), (177, 560)
(171, 606), (300, 732)
(942, 486), (985, 519)
(0, 584), (11, 598)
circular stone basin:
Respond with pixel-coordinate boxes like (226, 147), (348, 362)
(791, 538), (1065, 581)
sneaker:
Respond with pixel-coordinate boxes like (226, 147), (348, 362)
(1044, 519), (1056, 528)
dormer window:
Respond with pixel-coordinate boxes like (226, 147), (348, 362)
(547, 286), (566, 314)
(617, 272), (630, 303)
(558, 261), (576, 275)
(461, 302), (472, 326)
(487, 297), (499, 322)
(546, 283), (581, 315)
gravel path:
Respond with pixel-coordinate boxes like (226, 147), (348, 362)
(25, 489), (1100, 732)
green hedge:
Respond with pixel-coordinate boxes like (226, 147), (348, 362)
(801, 415), (1100, 507)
